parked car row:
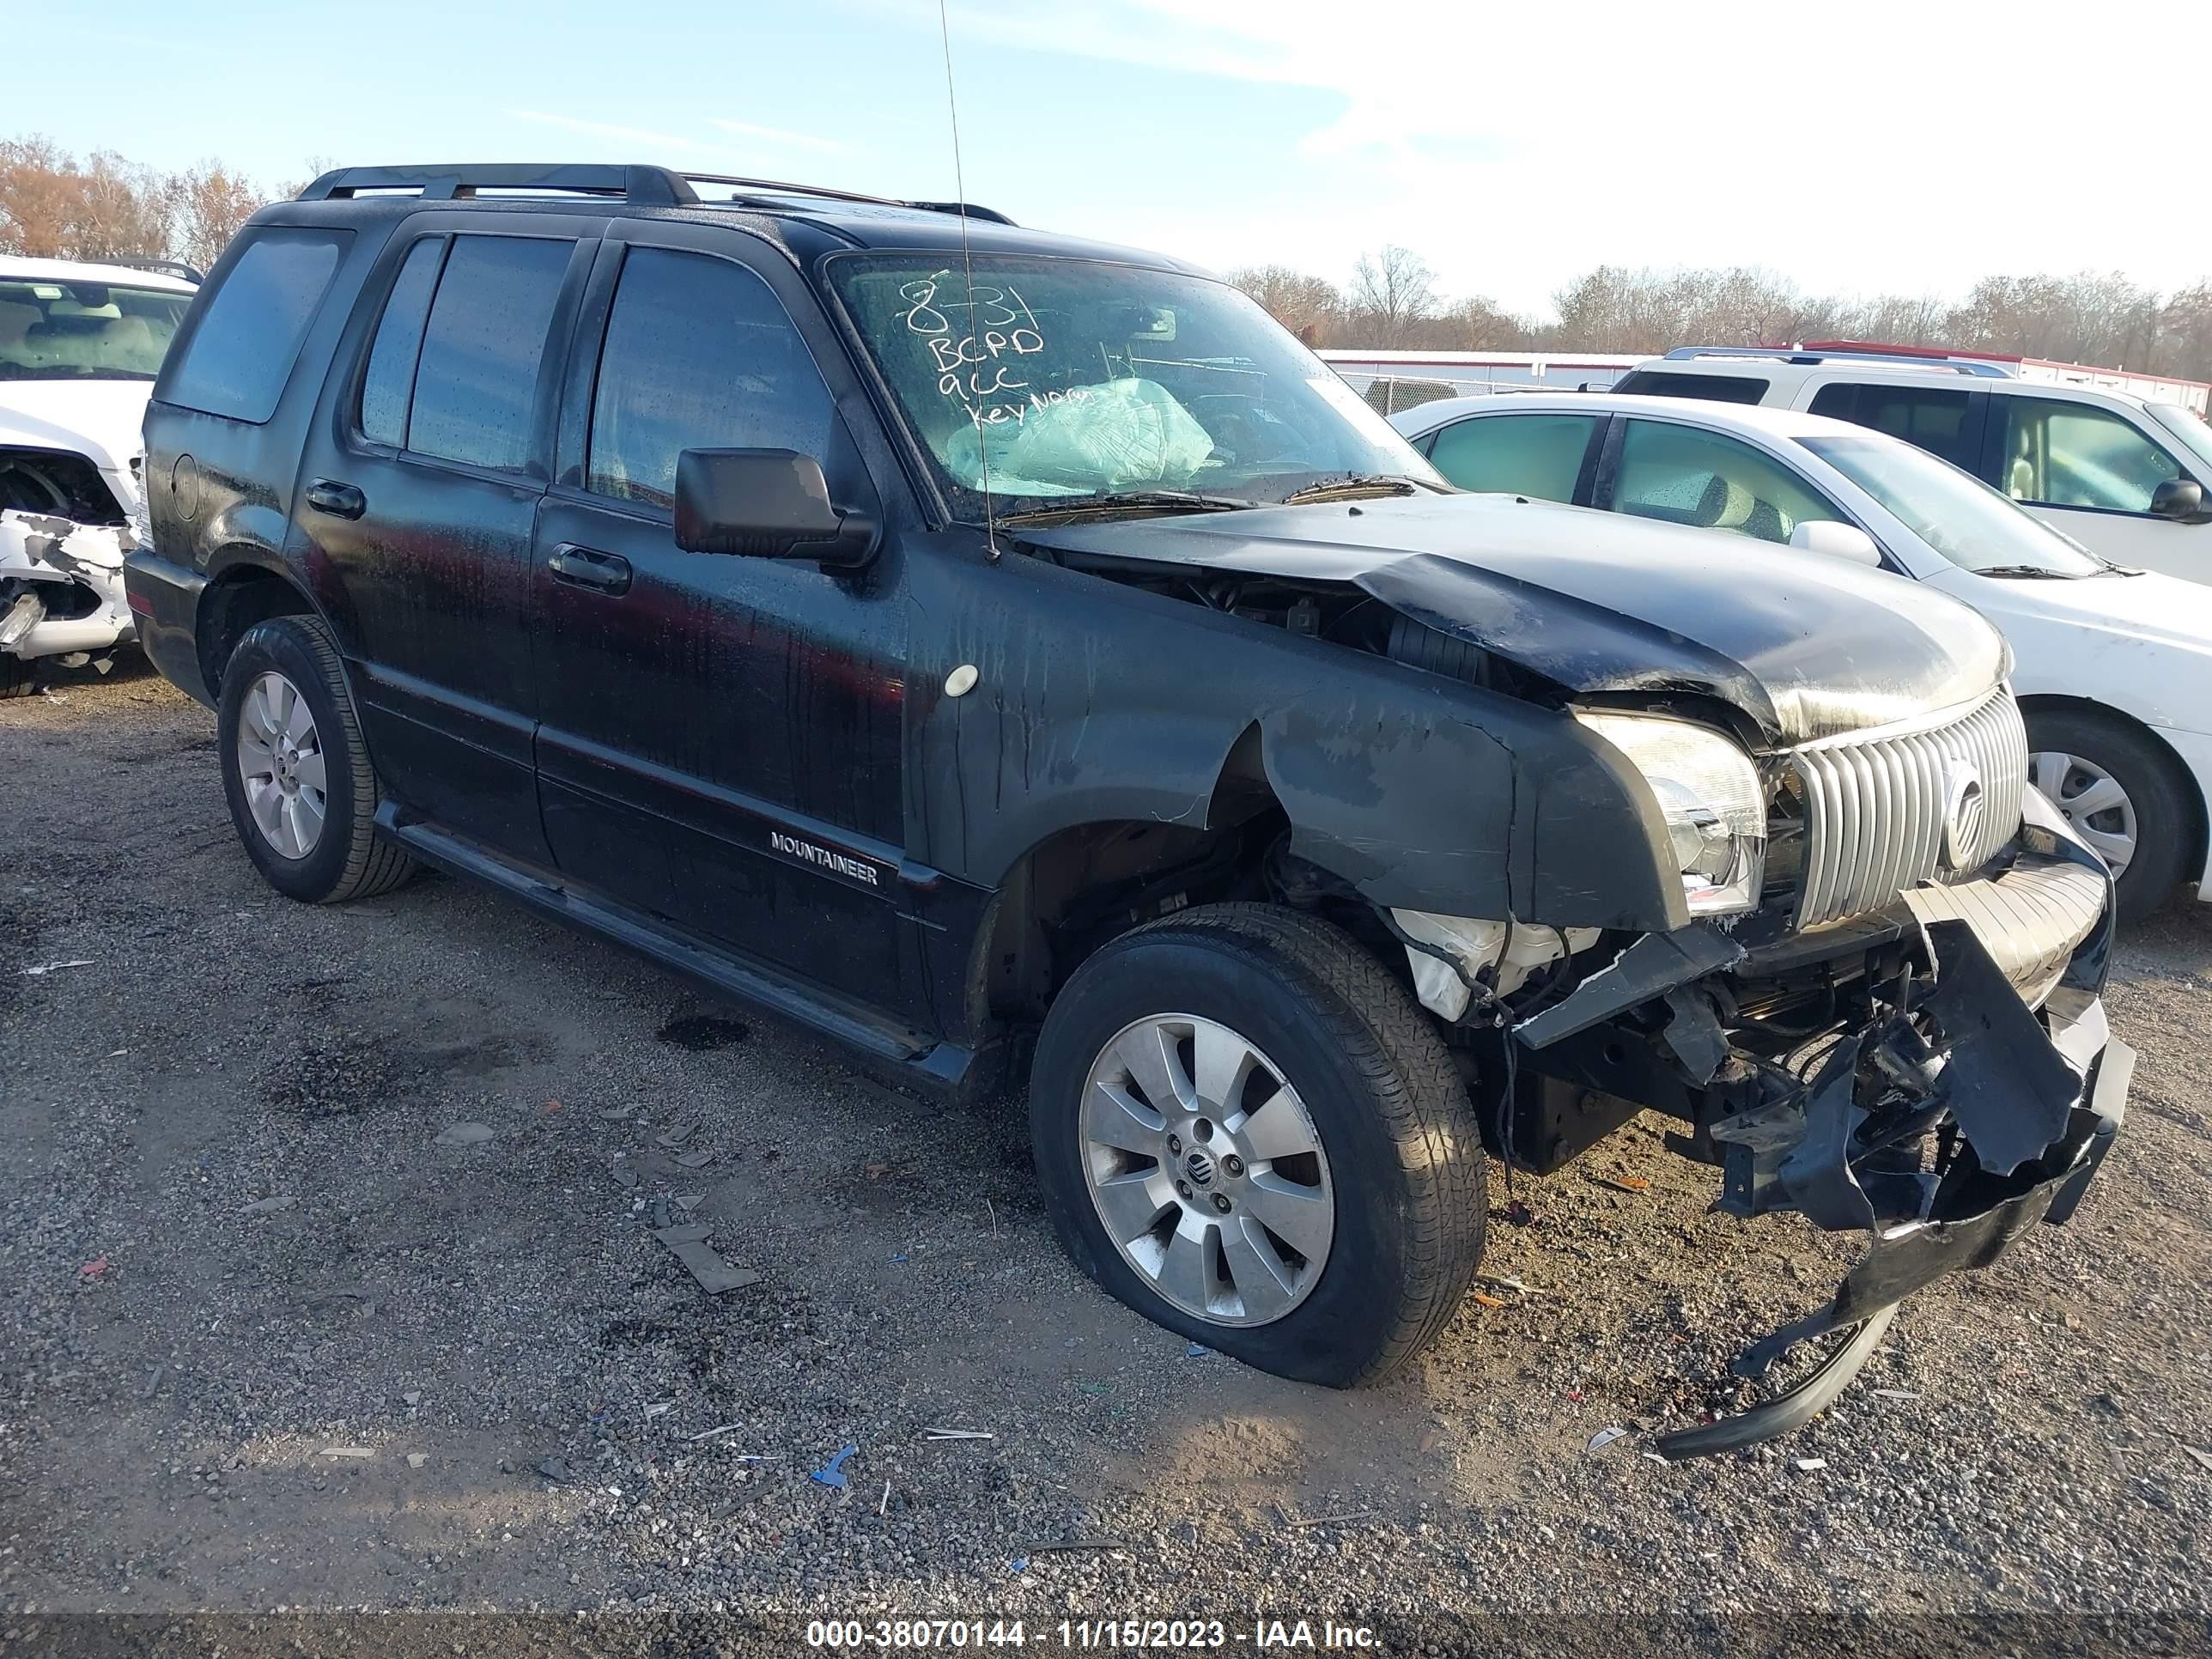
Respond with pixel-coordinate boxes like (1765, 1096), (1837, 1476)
(110, 162), (2134, 1457)
(1613, 347), (2212, 582)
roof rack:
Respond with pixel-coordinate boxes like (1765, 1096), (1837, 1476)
(295, 165), (1014, 226)
(91, 255), (204, 283)
(1659, 344), (2007, 378)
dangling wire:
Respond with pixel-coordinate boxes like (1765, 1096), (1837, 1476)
(1496, 1008), (1532, 1225)
(936, 0), (999, 562)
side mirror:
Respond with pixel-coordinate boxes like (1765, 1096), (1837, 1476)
(2149, 477), (2209, 524)
(673, 448), (880, 568)
(1788, 520), (1883, 567)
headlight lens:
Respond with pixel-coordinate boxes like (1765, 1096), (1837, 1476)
(1576, 711), (1766, 915)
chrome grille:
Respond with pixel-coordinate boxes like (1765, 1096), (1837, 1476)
(1790, 685), (2028, 927)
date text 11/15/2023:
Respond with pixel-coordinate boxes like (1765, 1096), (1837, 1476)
(805, 1617), (1381, 1650)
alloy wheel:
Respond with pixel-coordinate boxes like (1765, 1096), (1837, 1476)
(236, 670), (328, 860)
(1079, 1013), (1335, 1327)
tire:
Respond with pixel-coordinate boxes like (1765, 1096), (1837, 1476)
(1030, 902), (1486, 1386)
(0, 656), (36, 700)
(2025, 708), (2196, 926)
(216, 615), (416, 904)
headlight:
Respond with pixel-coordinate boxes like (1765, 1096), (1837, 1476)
(1575, 710), (1766, 915)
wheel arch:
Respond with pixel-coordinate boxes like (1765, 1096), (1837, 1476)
(194, 554), (322, 698)
(2016, 691), (2209, 878)
(968, 723), (1302, 1027)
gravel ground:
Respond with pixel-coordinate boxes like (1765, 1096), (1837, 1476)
(4, 662), (2211, 1654)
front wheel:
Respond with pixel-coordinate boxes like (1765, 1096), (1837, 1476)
(1030, 903), (1486, 1385)
(2025, 708), (2196, 925)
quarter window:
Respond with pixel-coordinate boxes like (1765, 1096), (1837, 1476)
(1425, 413), (1597, 503)
(1612, 420), (1844, 544)
(1611, 369), (1771, 404)
(404, 235), (573, 471)
(1993, 397), (2189, 514)
(1808, 382), (1981, 471)
(161, 228), (350, 423)
(586, 247), (832, 509)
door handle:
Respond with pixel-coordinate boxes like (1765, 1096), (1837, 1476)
(547, 544), (633, 596)
(304, 478), (366, 520)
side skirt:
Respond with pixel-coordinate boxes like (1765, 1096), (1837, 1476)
(375, 805), (986, 1101)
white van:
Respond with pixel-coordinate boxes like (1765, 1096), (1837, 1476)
(1614, 348), (2212, 586)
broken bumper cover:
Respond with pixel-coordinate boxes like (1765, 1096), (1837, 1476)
(1656, 1018), (2130, 1457)
(0, 509), (134, 662)
(1519, 787), (2130, 1455)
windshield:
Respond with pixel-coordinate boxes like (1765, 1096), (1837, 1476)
(0, 276), (192, 381)
(830, 255), (1442, 515)
(2145, 401), (2212, 477)
(1803, 434), (2107, 577)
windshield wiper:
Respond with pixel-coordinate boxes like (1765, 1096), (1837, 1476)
(1972, 564), (2075, 580)
(1278, 475), (1429, 505)
(993, 490), (1259, 527)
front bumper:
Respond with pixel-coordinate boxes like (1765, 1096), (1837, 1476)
(0, 509), (134, 664)
(121, 549), (212, 706)
(1514, 787), (2130, 1455)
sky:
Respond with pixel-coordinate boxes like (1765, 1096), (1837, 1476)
(27, 0), (2212, 318)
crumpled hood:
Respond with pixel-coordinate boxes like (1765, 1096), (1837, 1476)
(0, 380), (150, 476)
(1025, 493), (2008, 744)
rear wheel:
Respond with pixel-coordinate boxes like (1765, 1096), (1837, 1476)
(217, 615), (416, 903)
(0, 656), (36, 700)
(1030, 903), (1486, 1385)
(2025, 708), (2195, 925)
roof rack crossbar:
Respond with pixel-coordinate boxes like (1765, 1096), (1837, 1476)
(295, 164), (1016, 226)
(296, 165), (699, 205)
(1657, 344), (2002, 377)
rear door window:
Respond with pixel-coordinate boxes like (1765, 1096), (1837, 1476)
(1612, 369), (1770, 404)
(1425, 413), (1599, 503)
(1808, 382), (1984, 471)
(586, 246), (834, 510)
(1991, 396), (2191, 514)
(404, 235), (573, 472)
(161, 228), (350, 422)
(1609, 419), (1844, 543)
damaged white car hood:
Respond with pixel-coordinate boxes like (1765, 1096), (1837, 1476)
(0, 380), (151, 487)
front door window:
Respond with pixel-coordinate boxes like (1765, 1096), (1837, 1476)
(1993, 397), (2189, 514)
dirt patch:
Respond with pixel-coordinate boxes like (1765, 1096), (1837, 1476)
(4, 671), (2211, 1640)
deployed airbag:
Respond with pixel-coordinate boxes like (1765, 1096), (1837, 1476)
(945, 378), (1213, 496)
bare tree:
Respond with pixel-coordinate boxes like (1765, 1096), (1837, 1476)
(1348, 246), (1438, 346)
(166, 160), (268, 271)
(2, 137), (168, 259)
(1226, 264), (1345, 345)
(3, 134), (276, 270)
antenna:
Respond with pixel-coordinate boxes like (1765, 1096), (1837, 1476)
(936, 0), (1000, 561)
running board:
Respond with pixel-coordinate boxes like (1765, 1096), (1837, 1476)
(376, 807), (978, 1093)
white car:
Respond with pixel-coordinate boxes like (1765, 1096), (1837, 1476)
(1391, 392), (2212, 921)
(1610, 349), (2212, 586)
(1, 255), (198, 695)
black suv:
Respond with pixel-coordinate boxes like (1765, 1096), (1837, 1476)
(128, 165), (2131, 1454)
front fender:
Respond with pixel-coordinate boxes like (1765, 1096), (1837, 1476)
(907, 545), (1684, 930)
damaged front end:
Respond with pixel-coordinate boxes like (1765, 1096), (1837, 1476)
(0, 507), (135, 676)
(1399, 701), (2130, 1455)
